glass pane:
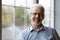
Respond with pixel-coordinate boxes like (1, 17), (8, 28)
(2, 6), (14, 28)
(15, 0), (34, 29)
(2, 0), (14, 6)
(26, 9), (31, 26)
(15, 7), (30, 30)
(16, 0), (33, 7)
(16, 0), (26, 7)
(2, 6), (15, 40)
(27, 0), (33, 7)
(15, 7), (25, 30)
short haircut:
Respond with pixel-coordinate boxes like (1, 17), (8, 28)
(29, 4), (45, 14)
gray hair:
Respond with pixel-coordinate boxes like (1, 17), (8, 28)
(29, 4), (45, 14)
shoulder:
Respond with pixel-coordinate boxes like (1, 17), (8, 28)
(44, 26), (56, 33)
(18, 27), (30, 40)
(43, 26), (58, 36)
(22, 27), (30, 34)
(21, 25), (31, 34)
(44, 26), (59, 35)
(44, 26), (60, 40)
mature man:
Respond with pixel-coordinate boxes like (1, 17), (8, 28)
(19, 4), (60, 40)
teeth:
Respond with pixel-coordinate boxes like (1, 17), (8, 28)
(35, 21), (39, 23)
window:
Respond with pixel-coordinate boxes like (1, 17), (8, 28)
(2, 0), (54, 40)
(2, 6), (15, 40)
(2, 0), (33, 40)
(15, 0), (34, 30)
(2, 6), (14, 28)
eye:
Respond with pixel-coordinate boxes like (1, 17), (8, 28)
(39, 13), (44, 16)
(33, 13), (37, 15)
(31, 13), (37, 15)
(31, 13), (44, 16)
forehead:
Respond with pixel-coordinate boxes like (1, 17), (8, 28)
(30, 7), (43, 13)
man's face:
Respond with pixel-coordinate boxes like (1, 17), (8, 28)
(29, 7), (44, 26)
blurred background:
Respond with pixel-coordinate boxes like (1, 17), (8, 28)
(2, 0), (60, 40)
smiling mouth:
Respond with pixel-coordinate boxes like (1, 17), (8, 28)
(34, 20), (40, 24)
(35, 19), (40, 22)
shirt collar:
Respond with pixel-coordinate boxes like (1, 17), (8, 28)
(29, 24), (44, 32)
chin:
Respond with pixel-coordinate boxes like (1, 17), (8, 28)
(34, 22), (41, 26)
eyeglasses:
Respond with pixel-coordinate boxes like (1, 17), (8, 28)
(31, 13), (44, 16)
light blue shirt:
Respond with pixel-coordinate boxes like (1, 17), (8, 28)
(19, 25), (60, 40)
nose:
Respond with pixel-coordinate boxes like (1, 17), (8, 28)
(36, 14), (39, 18)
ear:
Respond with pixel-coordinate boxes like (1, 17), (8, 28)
(42, 15), (45, 20)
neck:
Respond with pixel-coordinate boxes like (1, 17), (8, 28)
(32, 23), (42, 31)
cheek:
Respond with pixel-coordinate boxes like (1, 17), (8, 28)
(30, 16), (35, 21)
(40, 17), (44, 21)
